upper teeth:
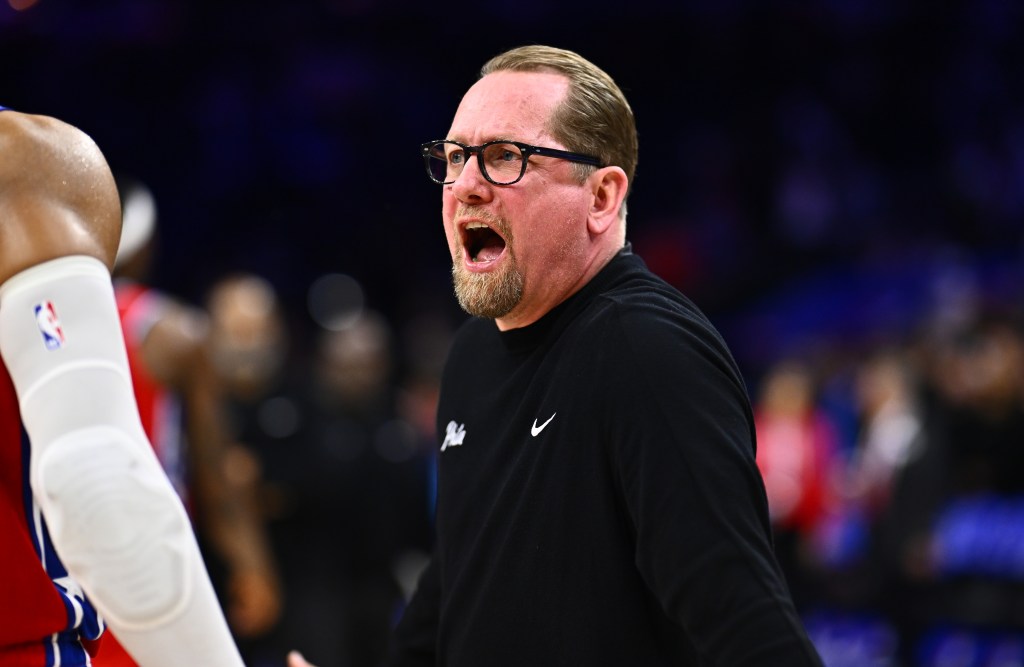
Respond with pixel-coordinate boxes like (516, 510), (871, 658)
(465, 222), (490, 230)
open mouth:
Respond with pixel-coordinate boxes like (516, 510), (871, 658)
(463, 221), (507, 264)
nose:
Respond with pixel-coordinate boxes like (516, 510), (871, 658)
(449, 151), (492, 204)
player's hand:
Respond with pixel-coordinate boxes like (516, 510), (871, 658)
(287, 650), (318, 667)
(227, 566), (282, 637)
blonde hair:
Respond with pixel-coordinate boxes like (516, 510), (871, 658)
(481, 45), (638, 198)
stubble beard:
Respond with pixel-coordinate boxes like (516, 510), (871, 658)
(452, 252), (523, 319)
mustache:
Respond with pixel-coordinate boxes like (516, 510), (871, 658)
(454, 205), (511, 238)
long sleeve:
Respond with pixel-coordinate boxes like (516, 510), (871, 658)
(607, 302), (823, 665)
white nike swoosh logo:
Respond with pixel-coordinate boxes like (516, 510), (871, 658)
(531, 412), (557, 437)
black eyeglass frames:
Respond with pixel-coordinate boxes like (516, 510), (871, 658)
(420, 140), (603, 186)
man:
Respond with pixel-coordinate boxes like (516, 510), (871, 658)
(0, 108), (246, 665)
(291, 45), (823, 666)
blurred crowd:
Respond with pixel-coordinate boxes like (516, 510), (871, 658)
(752, 296), (1024, 666)
(111, 176), (445, 667)
(202, 272), (440, 667)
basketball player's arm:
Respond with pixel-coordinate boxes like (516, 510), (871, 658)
(143, 303), (282, 637)
(0, 111), (246, 666)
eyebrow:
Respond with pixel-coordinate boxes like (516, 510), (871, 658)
(447, 136), (521, 145)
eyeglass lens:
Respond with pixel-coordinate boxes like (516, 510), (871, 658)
(425, 142), (526, 185)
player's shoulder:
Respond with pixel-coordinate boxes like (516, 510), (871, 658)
(0, 110), (108, 185)
(0, 109), (83, 153)
(0, 109), (120, 284)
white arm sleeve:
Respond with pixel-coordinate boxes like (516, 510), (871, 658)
(0, 255), (245, 667)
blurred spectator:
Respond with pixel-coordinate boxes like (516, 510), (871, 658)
(929, 313), (1024, 496)
(207, 272), (291, 406)
(923, 313), (1024, 611)
(846, 348), (927, 521)
(204, 271), (314, 667)
(753, 358), (844, 609)
(206, 279), (435, 667)
(829, 345), (937, 661)
(302, 310), (434, 667)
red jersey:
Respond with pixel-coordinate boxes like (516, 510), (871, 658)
(0, 363), (104, 666)
(114, 281), (185, 500)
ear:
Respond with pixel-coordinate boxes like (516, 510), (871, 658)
(586, 166), (628, 236)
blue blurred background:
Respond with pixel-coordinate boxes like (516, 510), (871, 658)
(4, 2), (1024, 666)
(4, 0), (1020, 362)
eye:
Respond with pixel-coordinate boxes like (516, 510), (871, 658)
(448, 150), (465, 166)
(484, 143), (523, 165)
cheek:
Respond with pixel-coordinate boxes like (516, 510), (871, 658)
(441, 188), (458, 215)
(510, 215), (564, 274)
(441, 193), (459, 251)
(442, 221), (458, 256)
(532, 195), (587, 246)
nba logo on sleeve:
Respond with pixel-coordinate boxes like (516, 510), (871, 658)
(34, 301), (66, 350)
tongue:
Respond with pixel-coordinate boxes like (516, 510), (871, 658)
(475, 247), (502, 262)
(474, 238), (505, 263)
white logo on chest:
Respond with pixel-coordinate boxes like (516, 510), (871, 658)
(531, 412), (556, 437)
(441, 420), (466, 451)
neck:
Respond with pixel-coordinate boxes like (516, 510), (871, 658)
(494, 244), (620, 331)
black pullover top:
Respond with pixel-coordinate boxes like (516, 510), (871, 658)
(386, 247), (824, 666)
